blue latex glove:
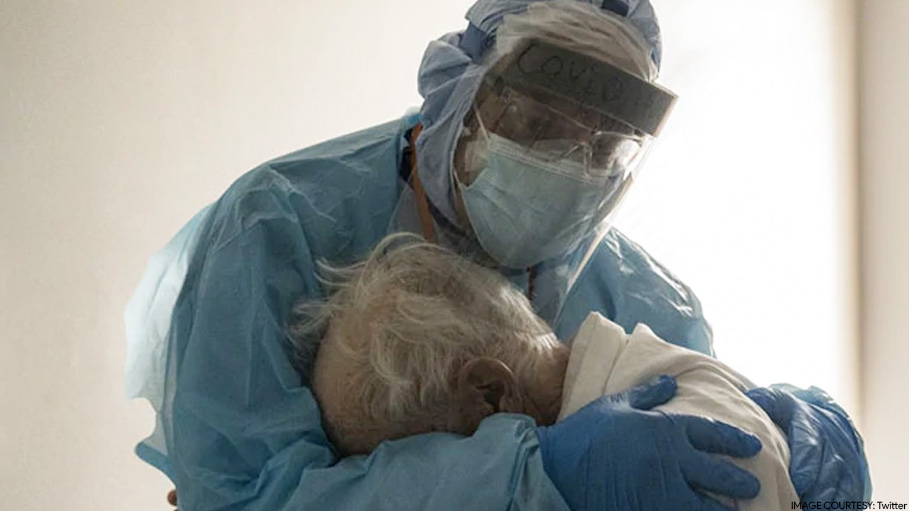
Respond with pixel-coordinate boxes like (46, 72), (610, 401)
(747, 385), (872, 502)
(537, 375), (763, 511)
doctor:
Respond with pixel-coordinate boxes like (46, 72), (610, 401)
(127, 0), (870, 509)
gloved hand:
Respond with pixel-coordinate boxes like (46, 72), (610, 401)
(537, 375), (763, 511)
(747, 385), (872, 502)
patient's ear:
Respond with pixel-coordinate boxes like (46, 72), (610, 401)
(447, 357), (524, 435)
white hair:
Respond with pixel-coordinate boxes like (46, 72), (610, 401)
(287, 233), (561, 453)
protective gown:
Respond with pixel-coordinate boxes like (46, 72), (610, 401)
(126, 112), (718, 510)
(125, 0), (869, 508)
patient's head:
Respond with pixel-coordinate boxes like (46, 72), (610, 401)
(288, 234), (568, 455)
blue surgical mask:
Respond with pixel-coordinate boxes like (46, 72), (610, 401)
(458, 133), (621, 269)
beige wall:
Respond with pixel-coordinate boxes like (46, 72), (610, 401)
(1, 0), (902, 509)
(1, 2), (472, 509)
(618, 0), (861, 416)
(859, 0), (909, 501)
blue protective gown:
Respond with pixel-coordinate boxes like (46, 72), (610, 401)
(129, 113), (719, 510)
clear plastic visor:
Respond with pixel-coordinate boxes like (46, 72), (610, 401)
(455, 38), (676, 274)
(472, 83), (652, 184)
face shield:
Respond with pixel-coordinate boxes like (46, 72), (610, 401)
(455, 36), (676, 269)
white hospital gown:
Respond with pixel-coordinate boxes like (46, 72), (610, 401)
(558, 313), (797, 510)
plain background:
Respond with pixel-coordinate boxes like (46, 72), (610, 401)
(1, 0), (906, 509)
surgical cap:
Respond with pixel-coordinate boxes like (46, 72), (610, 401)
(464, 0), (661, 66)
(416, 0), (663, 227)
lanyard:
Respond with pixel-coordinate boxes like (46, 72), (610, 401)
(407, 124), (536, 301)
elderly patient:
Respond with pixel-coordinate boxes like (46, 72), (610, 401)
(288, 234), (797, 509)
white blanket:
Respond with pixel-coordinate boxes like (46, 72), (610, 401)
(559, 313), (797, 510)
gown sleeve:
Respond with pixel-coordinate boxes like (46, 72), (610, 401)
(555, 227), (714, 356)
(150, 166), (570, 511)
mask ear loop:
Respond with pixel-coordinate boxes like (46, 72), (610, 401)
(472, 105), (492, 143)
(457, 109), (492, 184)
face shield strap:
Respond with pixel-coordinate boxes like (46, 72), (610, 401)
(460, 23), (494, 63)
(489, 38), (677, 136)
(599, 0), (630, 17)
